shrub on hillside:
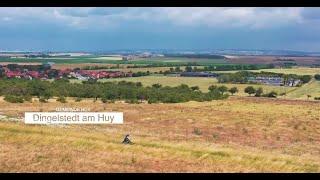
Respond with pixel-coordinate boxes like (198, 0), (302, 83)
(264, 91), (278, 98)
(39, 97), (48, 103)
(228, 87), (238, 95)
(4, 95), (24, 103)
(23, 95), (32, 102)
(244, 86), (256, 96)
(193, 128), (202, 135)
(57, 96), (67, 103)
(75, 97), (82, 102)
(255, 87), (263, 97)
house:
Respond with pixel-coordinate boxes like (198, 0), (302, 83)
(285, 79), (301, 87)
(0, 64), (134, 81)
(27, 71), (40, 79)
(248, 76), (284, 86)
(6, 71), (23, 78)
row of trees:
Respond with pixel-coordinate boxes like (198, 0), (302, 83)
(244, 86), (277, 98)
(0, 78), (229, 103)
(207, 85), (278, 98)
(161, 64), (275, 74)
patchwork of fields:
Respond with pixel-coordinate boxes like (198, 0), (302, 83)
(1, 56), (320, 172)
(1, 97), (320, 172)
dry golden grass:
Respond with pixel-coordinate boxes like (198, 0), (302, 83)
(1, 97), (320, 172)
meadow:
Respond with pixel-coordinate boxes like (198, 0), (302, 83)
(1, 97), (320, 172)
(97, 75), (297, 97)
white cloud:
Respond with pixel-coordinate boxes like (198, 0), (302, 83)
(0, 7), (315, 30)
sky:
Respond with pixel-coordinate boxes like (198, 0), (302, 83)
(0, 7), (320, 52)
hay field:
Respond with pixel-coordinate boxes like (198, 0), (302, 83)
(1, 97), (320, 172)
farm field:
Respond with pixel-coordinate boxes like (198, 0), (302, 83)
(215, 67), (320, 76)
(0, 56), (229, 65)
(130, 57), (228, 64)
(1, 97), (320, 172)
(97, 76), (297, 96)
(225, 55), (320, 66)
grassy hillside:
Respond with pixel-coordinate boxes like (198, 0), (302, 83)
(1, 97), (320, 172)
(285, 80), (320, 99)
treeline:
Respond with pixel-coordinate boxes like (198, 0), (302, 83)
(201, 64), (275, 71)
(81, 65), (120, 70)
(163, 54), (225, 59)
(217, 71), (312, 84)
(0, 79), (228, 103)
(244, 86), (278, 98)
(126, 62), (199, 68)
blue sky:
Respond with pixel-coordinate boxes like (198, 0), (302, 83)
(0, 7), (320, 52)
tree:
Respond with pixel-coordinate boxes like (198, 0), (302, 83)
(315, 74), (320, 81)
(244, 86), (256, 96)
(185, 66), (193, 72)
(300, 75), (312, 83)
(255, 87), (263, 97)
(208, 85), (218, 92)
(228, 87), (238, 95)
(217, 86), (228, 94)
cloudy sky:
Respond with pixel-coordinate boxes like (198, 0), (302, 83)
(0, 7), (320, 52)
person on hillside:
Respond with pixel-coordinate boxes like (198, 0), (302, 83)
(122, 134), (133, 144)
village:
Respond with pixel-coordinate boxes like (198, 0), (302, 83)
(0, 63), (133, 80)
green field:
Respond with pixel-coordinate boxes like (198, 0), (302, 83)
(0, 56), (228, 65)
(98, 75), (320, 99)
(94, 76), (297, 97)
(214, 67), (320, 76)
(285, 80), (320, 99)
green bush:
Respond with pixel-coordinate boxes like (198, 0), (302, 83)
(255, 87), (263, 97)
(4, 95), (24, 103)
(228, 87), (238, 95)
(57, 96), (67, 103)
(244, 86), (256, 96)
(23, 95), (32, 102)
(75, 97), (82, 102)
(101, 97), (107, 103)
(39, 97), (48, 103)
(264, 91), (278, 98)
